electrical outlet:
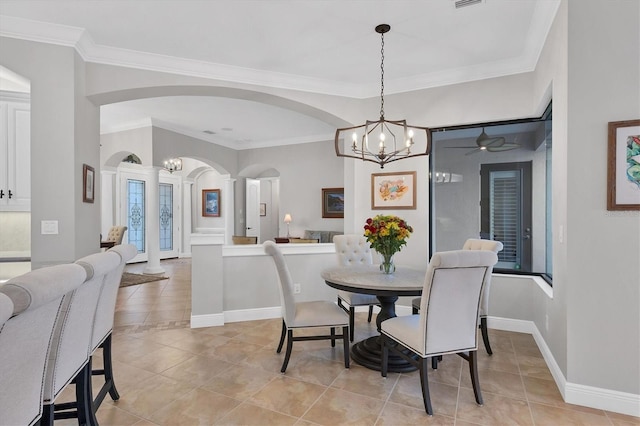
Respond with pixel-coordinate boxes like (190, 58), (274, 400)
(294, 283), (301, 294)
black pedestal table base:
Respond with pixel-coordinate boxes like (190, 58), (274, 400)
(350, 294), (418, 372)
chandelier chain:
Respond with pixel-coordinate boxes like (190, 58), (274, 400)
(380, 31), (385, 119)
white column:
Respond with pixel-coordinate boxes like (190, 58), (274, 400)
(223, 176), (236, 245)
(181, 179), (193, 257)
(144, 167), (164, 274)
(100, 168), (116, 238)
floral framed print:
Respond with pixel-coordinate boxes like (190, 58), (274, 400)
(202, 189), (221, 217)
(260, 203), (267, 216)
(322, 187), (344, 218)
(608, 119), (640, 210)
(82, 164), (95, 203)
(371, 171), (416, 210)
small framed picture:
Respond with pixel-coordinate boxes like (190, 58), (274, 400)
(83, 164), (95, 203)
(371, 171), (416, 210)
(608, 119), (640, 210)
(202, 189), (221, 217)
(322, 187), (344, 218)
(260, 203), (267, 216)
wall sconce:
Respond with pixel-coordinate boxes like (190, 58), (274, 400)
(283, 213), (292, 238)
(163, 158), (182, 173)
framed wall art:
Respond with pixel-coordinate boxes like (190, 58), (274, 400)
(371, 171), (416, 210)
(202, 189), (221, 217)
(608, 119), (640, 210)
(260, 203), (267, 216)
(82, 164), (95, 203)
(322, 187), (344, 218)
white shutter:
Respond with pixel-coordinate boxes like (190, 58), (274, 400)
(489, 170), (521, 268)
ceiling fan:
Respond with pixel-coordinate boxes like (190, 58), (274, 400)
(449, 128), (520, 155)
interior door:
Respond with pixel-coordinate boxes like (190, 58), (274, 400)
(245, 178), (260, 240)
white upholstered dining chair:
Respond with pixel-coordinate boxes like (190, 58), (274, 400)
(263, 241), (350, 373)
(381, 249), (498, 415)
(0, 264), (87, 426)
(412, 238), (503, 361)
(333, 234), (379, 341)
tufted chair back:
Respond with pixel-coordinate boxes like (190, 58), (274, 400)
(105, 225), (128, 244)
(462, 238), (503, 317)
(333, 234), (373, 266)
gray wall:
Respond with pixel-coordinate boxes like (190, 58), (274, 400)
(0, 38), (101, 267)
(564, 0), (639, 393)
(238, 141), (344, 238)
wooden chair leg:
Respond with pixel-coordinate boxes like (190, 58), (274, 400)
(342, 326), (350, 368)
(41, 403), (55, 426)
(330, 327), (336, 347)
(76, 362), (98, 425)
(280, 330), (294, 373)
(349, 306), (355, 342)
(419, 358), (433, 415)
(468, 350), (483, 406)
(277, 319), (286, 353)
(480, 317), (493, 355)
(102, 334), (120, 401)
(367, 305), (373, 322)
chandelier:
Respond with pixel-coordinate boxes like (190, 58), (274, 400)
(163, 158), (182, 173)
(335, 24), (431, 168)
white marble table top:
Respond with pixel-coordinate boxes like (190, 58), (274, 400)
(321, 265), (425, 295)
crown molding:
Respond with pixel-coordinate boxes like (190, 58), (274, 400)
(1, 2), (559, 98)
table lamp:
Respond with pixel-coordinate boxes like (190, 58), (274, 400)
(283, 213), (292, 238)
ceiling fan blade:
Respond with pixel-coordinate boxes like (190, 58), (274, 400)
(487, 143), (520, 152)
(476, 128), (505, 148)
(464, 147), (482, 156)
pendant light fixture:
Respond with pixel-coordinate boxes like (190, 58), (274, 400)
(334, 24), (431, 168)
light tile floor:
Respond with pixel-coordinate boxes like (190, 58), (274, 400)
(62, 258), (639, 425)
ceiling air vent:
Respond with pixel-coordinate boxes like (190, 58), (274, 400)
(203, 130), (216, 135)
(455, 0), (483, 8)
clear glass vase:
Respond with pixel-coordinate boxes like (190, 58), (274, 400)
(380, 253), (396, 274)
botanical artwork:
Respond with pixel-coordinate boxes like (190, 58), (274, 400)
(608, 120), (640, 210)
(371, 171), (416, 209)
(626, 135), (640, 188)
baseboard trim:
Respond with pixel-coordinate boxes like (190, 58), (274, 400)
(190, 313), (224, 328)
(488, 316), (640, 417)
(564, 383), (640, 417)
(224, 306), (281, 323)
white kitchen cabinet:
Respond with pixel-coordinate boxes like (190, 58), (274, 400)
(0, 93), (30, 211)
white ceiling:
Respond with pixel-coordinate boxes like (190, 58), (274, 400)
(0, 0), (560, 149)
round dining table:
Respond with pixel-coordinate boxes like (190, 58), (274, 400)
(321, 265), (425, 372)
